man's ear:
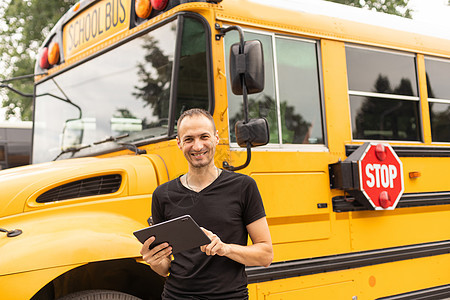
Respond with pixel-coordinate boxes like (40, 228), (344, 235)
(176, 136), (182, 150)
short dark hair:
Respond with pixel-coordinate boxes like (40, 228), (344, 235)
(177, 108), (216, 135)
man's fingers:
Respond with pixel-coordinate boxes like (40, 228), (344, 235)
(140, 236), (155, 255)
(143, 243), (172, 265)
(204, 235), (220, 256)
(152, 245), (172, 261)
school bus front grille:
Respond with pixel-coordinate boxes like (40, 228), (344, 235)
(36, 174), (122, 203)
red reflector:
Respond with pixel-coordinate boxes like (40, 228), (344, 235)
(151, 0), (168, 10)
(135, 0), (152, 18)
(39, 47), (50, 69)
(375, 143), (386, 161)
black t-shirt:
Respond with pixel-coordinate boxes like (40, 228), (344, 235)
(151, 169), (266, 299)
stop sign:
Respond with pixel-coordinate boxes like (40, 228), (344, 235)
(359, 143), (404, 210)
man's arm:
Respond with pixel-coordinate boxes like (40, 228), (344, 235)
(140, 236), (172, 277)
(200, 217), (273, 267)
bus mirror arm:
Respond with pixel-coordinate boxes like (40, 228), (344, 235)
(0, 84), (34, 98)
(1, 75), (82, 120)
(216, 25), (268, 171)
(223, 143), (252, 172)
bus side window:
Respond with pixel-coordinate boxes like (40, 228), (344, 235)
(174, 16), (210, 132)
(226, 31), (324, 146)
(425, 57), (450, 142)
(275, 37), (323, 145)
(346, 45), (421, 141)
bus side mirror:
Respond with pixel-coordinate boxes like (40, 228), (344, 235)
(235, 118), (270, 148)
(229, 40), (264, 95)
(61, 119), (84, 151)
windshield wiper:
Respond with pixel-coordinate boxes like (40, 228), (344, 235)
(92, 133), (130, 145)
(93, 133), (146, 155)
(53, 133), (146, 161)
(53, 144), (92, 161)
(52, 134), (128, 161)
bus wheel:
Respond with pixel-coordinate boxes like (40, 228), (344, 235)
(58, 290), (142, 300)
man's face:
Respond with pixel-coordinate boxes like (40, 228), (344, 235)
(177, 115), (219, 169)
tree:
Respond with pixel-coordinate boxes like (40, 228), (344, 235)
(326, 0), (412, 18)
(0, 0), (77, 121)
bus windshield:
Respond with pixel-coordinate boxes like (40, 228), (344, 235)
(33, 16), (210, 164)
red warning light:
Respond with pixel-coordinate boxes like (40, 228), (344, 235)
(375, 143), (386, 161)
(379, 191), (391, 209)
(39, 47), (50, 69)
(151, 0), (168, 10)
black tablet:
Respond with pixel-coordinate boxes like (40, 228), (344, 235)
(133, 215), (211, 254)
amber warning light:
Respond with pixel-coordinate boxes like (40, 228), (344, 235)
(135, 0), (168, 18)
(39, 41), (61, 70)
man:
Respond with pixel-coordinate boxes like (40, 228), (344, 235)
(140, 108), (273, 299)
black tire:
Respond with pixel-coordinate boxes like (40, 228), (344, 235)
(58, 290), (142, 300)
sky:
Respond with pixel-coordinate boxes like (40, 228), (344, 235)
(1, 0), (450, 122)
(408, 0), (450, 30)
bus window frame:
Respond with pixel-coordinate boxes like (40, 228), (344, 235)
(425, 55), (450, 144)
(32, 12), (214, 162)
(168, 12), (215, 138)
(224, 26), (328, 152)
(345, 43), (423, 143)
(0, 143), (7, 169)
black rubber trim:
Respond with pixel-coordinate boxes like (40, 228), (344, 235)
(376, 284), (450, 300)
(246, 240), (450, 284)
(333, 191), (450, 212)
(346, 144), (450, 157)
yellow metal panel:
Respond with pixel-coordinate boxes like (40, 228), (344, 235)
(253, 172), (330, 217)
(268, 215), (331, 245)
(416, 54), (432, 144)
(349, 205), (450, 251)
(0, 264), (80, 300)
(354, 253), (450, 299)
(321, 39), (352, 156)
(267, 203), (352, 262)
(251, 252), (450, 299)
(143, 154), (170, 185)
(254, 270), (355, 300)
(402, 157), (450, 193)
(18, 155), (158, 212)
(0, 197), (148, 276)
(252, 172), (331, 244)
(264, 280), (356, 300)
(143, 140), (188, 180)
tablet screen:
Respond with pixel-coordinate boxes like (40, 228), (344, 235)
(133, 215), (211, 254)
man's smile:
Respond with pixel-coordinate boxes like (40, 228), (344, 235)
(191, 151), (208, 158)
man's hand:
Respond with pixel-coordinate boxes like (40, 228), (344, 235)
(200, 227), (231, 256)
(140, 236), (172, 277)
(200, 218), (273, 267)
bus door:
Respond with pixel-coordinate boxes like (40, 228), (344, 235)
(224, 28), (333, 261)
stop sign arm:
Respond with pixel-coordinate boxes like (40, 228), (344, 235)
(329, 142), (404, 210)
(329, 142), (371, 191)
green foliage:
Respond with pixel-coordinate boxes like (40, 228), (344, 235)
(326, 0), (412, 18)
(0, 0), (77, 121)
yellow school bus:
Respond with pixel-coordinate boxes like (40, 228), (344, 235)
(1, 0), (450, 299)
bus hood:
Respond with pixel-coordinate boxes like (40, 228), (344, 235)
(0, 155), (160, 219)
